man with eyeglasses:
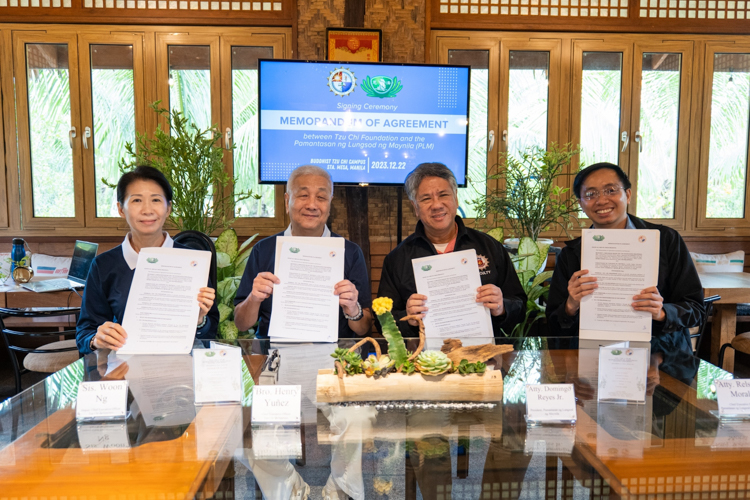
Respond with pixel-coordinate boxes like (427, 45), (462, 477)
(546, 162), (705, 353)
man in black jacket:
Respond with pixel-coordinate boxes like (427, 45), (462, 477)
(378, 162), (526, 336)
(546, 162), (704, 352)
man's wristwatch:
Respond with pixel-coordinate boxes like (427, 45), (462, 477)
(343, 302), (363, 321)
(197, 315), (207, 329)
(89, 336), (97, 351)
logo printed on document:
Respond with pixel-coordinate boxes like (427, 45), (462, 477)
(361, 75), (403, 98)
(638, 235), (647, 243)
(147, 257), (158, 263)
(421, 265), (432, 272)
(329, 251), (337, 258)
(190, 260), (198, 267)
(461, 258), (468, 265)
(289, 247), (300, 254)
(592, 235), (605, 241)
(328, 68), (357, 97)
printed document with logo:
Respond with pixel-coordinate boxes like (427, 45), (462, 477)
(580, 229), (659, 342)
(412, 249), (493, 338)
(269, 237), (345, 342)
(119, 247), (211, 354)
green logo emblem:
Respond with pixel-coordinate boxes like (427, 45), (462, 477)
(289, 247), (300, 253)
(611, 349), (622, 355)
(361, 76), (403, 98)
(593, 235), (605, 241)
(147, 257), (158, 263)
(421, 265), (432, 271)
(205, 351), (216, 357)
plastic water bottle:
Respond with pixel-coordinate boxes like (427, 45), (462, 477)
(11, 238), (26, 274)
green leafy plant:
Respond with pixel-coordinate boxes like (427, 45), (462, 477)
(331, 348), (364, 376)
(504, 268), (554, 338)
(456, 359), (487, 375)
(470, 142), (582, 242)
(112, 101), (259, 235)
(214, 228), (258, 340)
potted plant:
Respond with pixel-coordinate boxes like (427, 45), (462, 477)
(214, 228), (258, 340)
(113, 101), (258, 234)
(470, 142), (582, 336)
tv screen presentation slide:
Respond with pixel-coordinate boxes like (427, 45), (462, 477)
(258, 59), (470, 186)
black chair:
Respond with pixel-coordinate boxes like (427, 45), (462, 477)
(691, 294), (721, 355)
(0, 306), (82, 395)
(173, 230), (218, 287)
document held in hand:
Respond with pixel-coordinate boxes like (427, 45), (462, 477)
(118, 247), (211, 354)
(580, 229), (659, 341)
(411, 249), (493, 338)
(268, 237), (345, 342)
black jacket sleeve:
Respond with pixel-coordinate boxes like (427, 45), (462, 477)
(546, 246), (580, 336)
(655, 229), (705, 337)
(490, 243), (527, 334)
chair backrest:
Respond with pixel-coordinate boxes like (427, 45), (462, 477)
(173, 231), (218, 287)
(690, 251), (745, 273)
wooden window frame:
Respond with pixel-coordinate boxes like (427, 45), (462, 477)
(79, 32), (147, 230)
(14, 31), (86, 230)
(219, 33), (289, 233)
(695, 41), (750, 230)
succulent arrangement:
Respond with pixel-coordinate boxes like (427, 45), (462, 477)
(330, 297), (488, 378)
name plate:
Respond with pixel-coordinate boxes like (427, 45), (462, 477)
(251, 425), (303, 459)
(525, 384), (577, 423)
(598, 347), (648, 403)
(76, 381), (129, 421)
(524, 425), (575, 455)
(716, 379), (750, 417)
(77, 422), (130, 451)
(193, 348), (242, 405)
(251, 385), (301, 424)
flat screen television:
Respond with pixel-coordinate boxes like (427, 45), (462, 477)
(258, 59), (470, 186)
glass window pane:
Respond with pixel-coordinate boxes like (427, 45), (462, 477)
(232, 46), (275, 218)
(26, 43), (75, 218)
(449, 50), (489, 219)
(508, 51), (549, 157)
(580, 52), (623, 166)
(636, 52), (682, 219)
(168, 45), (211, 130)
(91, 45), (136, 218)
(706, 53), (750, 219)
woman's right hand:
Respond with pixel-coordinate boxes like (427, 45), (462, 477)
(564, 269), (598, 316)
(94, 321), (128, 350)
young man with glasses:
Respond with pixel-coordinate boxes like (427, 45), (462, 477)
(546, 163), (705, 353)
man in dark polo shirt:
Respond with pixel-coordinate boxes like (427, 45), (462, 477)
(234, 165), (372, 339)
(378, 162), (526, 336)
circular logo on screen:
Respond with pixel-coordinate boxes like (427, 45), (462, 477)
(328, 68), (357, 97)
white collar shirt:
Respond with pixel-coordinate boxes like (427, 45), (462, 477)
(283, 224), (331, 237)
(121, 232), (174, 270)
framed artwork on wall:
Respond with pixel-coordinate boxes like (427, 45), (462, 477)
(326, 28), (382, 62)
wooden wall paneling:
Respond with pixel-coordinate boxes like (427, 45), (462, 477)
(628, 39), (694, 232)
(0, 1), (295, 27)
(1, 29), (20, 233)
(218, 33), (289, 235)
(0, 29), (9, 229)
(695, 41), (750, 231)
(13, 31), (87, 230)
(78, 32), (146, 229)
(296, 0), (345, 60)
(364, 0), (425, 64)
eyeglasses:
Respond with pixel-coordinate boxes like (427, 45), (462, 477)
(581, 186), (624, 202)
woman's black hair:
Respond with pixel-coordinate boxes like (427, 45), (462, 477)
(116, 165), (173, 205)
(573, 162), (632, 198)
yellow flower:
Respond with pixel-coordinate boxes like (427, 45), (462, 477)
(372, 297), (393, 316)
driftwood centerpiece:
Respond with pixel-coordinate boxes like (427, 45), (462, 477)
(315, 298), (507, 403)
(440, 339), (514, 366)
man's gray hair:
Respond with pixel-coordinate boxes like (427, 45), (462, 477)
(286, 165), (333, 196)
(404, 162), (458, 202)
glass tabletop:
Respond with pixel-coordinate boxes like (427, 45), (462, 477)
(0, 336), (744, 499)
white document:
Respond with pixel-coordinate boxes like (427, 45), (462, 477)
(580, 229), (659, 342)
(193, 348), (243, 405)
(269, 237), (345, 342)
(715, 379), (750, 417)
(525, 384), (577, 423)
(711, 421), (750, 449)
(411, 249), (493, 338)
(76, 381), (129, 421)
(119, 247), (211, 354)
(597, 346), (649, 402)
(252, 385), (302, 424)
